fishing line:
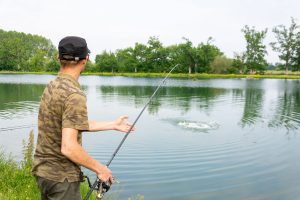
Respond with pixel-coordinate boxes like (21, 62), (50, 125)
(84, 64), (178, 200)
(0, 124), (36, 132)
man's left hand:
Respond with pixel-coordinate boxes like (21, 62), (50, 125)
(114, 115), (135, 133)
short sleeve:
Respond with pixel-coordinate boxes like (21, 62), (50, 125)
(62, 93), (89, 131)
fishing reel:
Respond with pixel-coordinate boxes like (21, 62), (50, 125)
(81, 172), (114, 199)
(95, 180), (111, 199)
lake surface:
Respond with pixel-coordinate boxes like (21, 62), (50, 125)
(0, 74), (300, 200)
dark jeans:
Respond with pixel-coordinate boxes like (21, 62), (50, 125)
(35, 176), (82, 200)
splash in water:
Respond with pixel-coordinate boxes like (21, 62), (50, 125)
(178, 120), (219, 131)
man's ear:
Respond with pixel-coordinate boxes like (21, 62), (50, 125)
(80, 59), (87, 66)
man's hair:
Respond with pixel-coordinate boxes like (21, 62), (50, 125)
(59, 59), (81, 67)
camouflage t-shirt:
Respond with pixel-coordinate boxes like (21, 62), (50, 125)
(32, 73), (89, 182)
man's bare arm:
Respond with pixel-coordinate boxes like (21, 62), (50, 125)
(88, 115), (134, 133)
(61, 127), (113, 182)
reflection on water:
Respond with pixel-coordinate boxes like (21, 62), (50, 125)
(0, 75), (300, 200)
(99, 86), (228, 114)
(1, 77), (299, 132)
(0, 83), (44, 119)
(98, 84), (300, 132)
(240, 88), (264, 127)
(269, 88), (300, 131)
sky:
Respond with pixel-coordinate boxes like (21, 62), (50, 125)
(0, 0), (300, 63)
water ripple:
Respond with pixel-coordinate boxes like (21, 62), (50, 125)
(0, 101), (39, 119)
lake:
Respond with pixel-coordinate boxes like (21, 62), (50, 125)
(0, 74), (300, 200)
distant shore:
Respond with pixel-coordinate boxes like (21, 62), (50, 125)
(0, 71), (300, 79)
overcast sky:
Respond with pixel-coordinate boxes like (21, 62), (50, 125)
(0, 0), (299, 63)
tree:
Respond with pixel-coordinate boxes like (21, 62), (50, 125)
(242, 25), (268, 74)
(145, 36), (168, 72)
(95, 51), (118, 72)
(210, 55), (233, 74)
(177, 38), (198, 74)
(115, 48), (137, 72)
(0, 29), (56, 71)
(196, 37), (223, 73)
(84, 60), (97, 72)
(46, 58), (60, 72)
(293, 31), (300, 71)
(166, 44), (188, 73)
(232, 52), (247, 73)
(171, 37), (222, 74)
(133, 43), (147, 72)
(0, 31), (17, 70)
(271, 18), (300, 73)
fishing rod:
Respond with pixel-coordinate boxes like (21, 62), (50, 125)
(84, 64), (178, 200)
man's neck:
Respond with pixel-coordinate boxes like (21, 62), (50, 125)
(59, 66), (81, 81)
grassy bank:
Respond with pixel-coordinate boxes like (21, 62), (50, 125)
(0, 70), (300, 79)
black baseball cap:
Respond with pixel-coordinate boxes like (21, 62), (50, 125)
(58, 36), (90, 61)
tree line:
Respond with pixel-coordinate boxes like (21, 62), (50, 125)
(0, 29), (59, 72)
(0, 18), (300, 74)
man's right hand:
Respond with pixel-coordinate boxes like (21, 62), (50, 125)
(97, 166), (113, 184)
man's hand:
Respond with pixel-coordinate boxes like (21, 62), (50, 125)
(114, 115), (135, 133)
(97, 165), (113, 184)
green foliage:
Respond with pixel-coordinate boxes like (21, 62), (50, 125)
(2, 22), (300, 74)
(133, 42), (148, 72)
(271, 17), (300, 73)
(242, 25), (268, 73)
(80, 183), (97, 200)
(95, 36), (222, 74)
(0, 29), (57, 72)
(210, 55), (233, 73)
(293, 31), (300, 71)
(45, 52), (60, 72)
(232, 52), (247, 73)
(84, 60), (97, 72)
(116, 48), (136, 72)
(95, 50), (118, 72)
(175, 37), (198, 73)
(196, 37), (223, 73)
(145, 36), (164, 72)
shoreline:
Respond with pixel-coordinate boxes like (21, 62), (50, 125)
(0, 71), (300, 79)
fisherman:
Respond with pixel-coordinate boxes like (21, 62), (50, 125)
(32, 36), (134, 200)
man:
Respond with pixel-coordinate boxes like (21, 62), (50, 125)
(32, 36), (133, 200)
